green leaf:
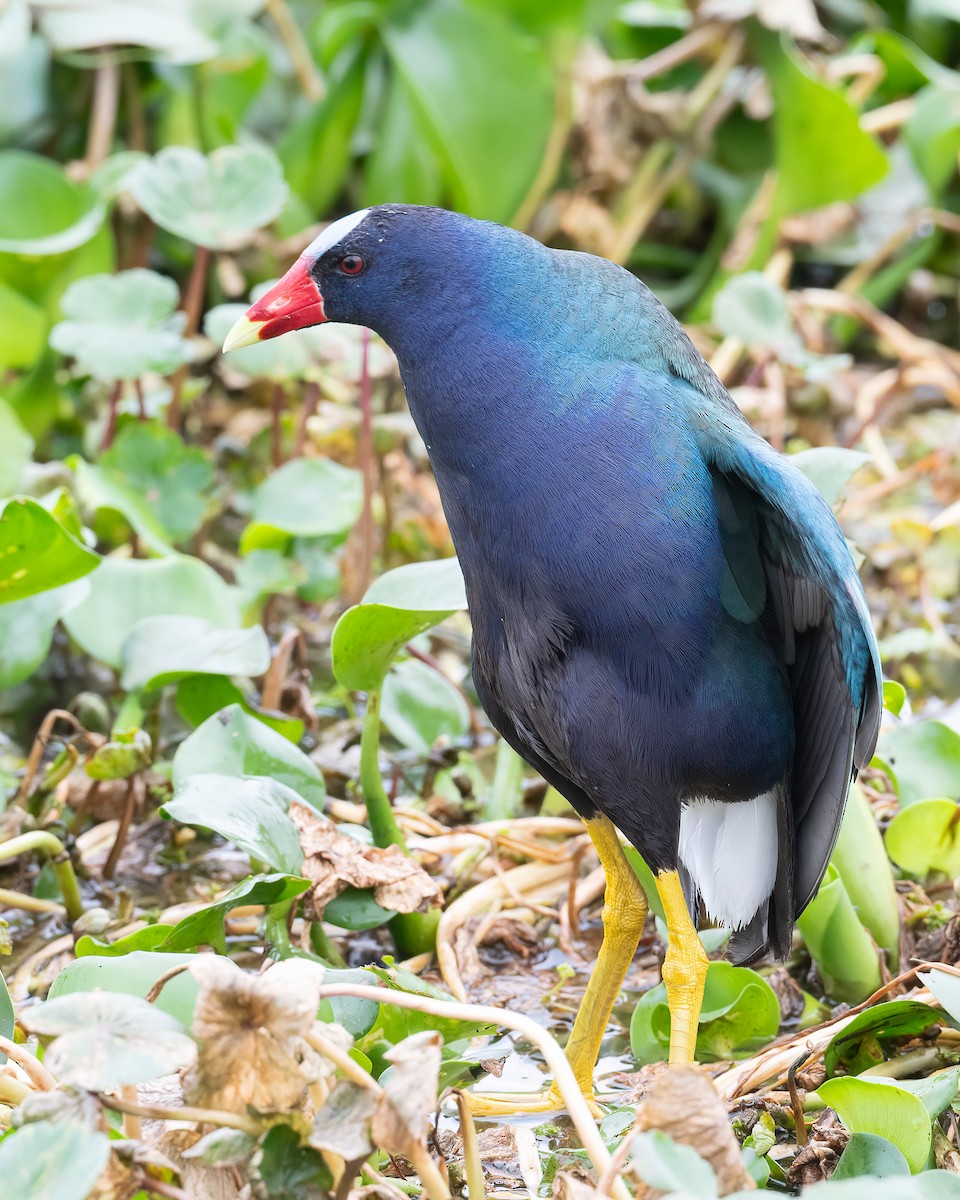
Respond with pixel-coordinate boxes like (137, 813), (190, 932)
(381, 658), (471, 752)
(905, 83), (960, 196)
(243, 457), (363, 548)
(324, 887), (395, 931)
(876, 721), (960, 807)
(0, 1120), (110, 1200)
(819, 1075), (933, 1174)
(629, 1130), (717, 1196)
(825, 1001), (942, 1077)
(0, 283), (47, 371)
(130, 145), (288, 250)
(318, 967), (381, 1038)
(382, 0), (554, 221)
(919, 968), (960, 1027)
(49, 270), (192, 381)
(85, 726), (152, 781)
(630, 961), (780, 1064)
(0, 580), (88, 689)
(882, 1068), (960, 1120)
(175, 674), (305, 741)
(161, 773), (305, 875)
(63, 555), (241, 669)
(884, 681), (908, 716)
(174, 704), (326, 810)
(0, 965), (13, 1058)
(797, 864), (882, 1005)
(0, 4), (49, 147)
(22, 991), (195, 1090)
(758, 33), (888, 220)
(833, 1132), (912, 1180)
(712, 271), (797, 352)
(0, 150), (104, 258)
(71, 455), (177, 556)
(363, 71), (443, 208)
(332, 558), (467, 692)
(253, 1124), (333, 1200)
(0, 398), (33, 496)
(370, 963), (495, 1044)
(0, 498), (99, 606)
(886, 799), (960, 878)
(94, 422), (213, 544)
(120, 615), (270, 691)
(48, 951), (200, 1028)
(830, 783), (900, 966)
(791, 447), (873, 508)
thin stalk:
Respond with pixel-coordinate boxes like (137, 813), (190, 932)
(168, 245), (211, 430)
(266, 0), (324, 101)
(452, 1091), (485, 1200)
(0, 888), (65, 916)
(0, 832), (83, 922)
(101, 1094), (261, 1136)
(102, 778), (137, 880)
(293, 379), (320, 457)
(360, 690), (441, 958)
(0, 1075), (31, 1106)
(271, 382), (285, 468)
(85, 51), (120, 171)
(101, 379), (123, 451)
(0, 1036), (57, 1091)
(309, 922), (347, 968)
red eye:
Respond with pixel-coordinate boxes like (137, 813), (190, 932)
(339, 254), (365, 276)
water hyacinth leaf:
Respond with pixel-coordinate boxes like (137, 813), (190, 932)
(63, 554), (241, 669)
(0, 149), (104, 258)
(173, 703), (326, 810)
(0, 579), (88, 689)
(0, 498), (99, 606)
(791, 447), (873, 508)
(712, 271), (797, 353)
(630, 961), (780, 1064)
(253, 1124), (333, 1200)
(919, 969), (960, 1027)
(48, 951), (200, 1027)
(830, 783), (900, 966)
(905, 83), (960, 196)
(318, 967), (382, 1037)
(0, 966), (13, 1057)
(94, 422), (214, 544)
(884, 681), (908, 716)
(382, 1), (554, 222)
(207, 301), (325, 380)
(120, 615), (270, 691)
(0, 1120), (111, 1200)
(833, 1132), (912, 1180)
(175, 673), (305, 742)
(131, 144), (288, 249)
(629, 1130), (717, 1195)
(825, 1001), (942, 1077)
(21, 991), (195, 1090)
(161, 773), (305, 874)
(71, 455), (177, 556)
(881, 1068), (960, 1119)
(333, 558), (468, 692)
(0, 2), (49, 146)
(75, 925), (174, 957)
(797, 864), (883, 1005)
(819, 1076), (933, 1174)
(0, 398), (33, 495)
(324, 886), (395, 931)
(49, 270), (192, 380)
(371, 963), (496, 1044)
(243, 457), (363, 547)
(0, 282), (46, 371)
(381, 658), (471, 752)
(86, 726), (152, 781)
(886, 799), (960, 878)
(875, 721), (960, 807)
(363, 70), (443, 208)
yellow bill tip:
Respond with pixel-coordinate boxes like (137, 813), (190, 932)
(222, 314), (264, 353)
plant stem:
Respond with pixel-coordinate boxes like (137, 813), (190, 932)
(266, 0), (324, 101)
(85, 51), (120, 171)
(309, 922), (347, 968)
(0, 888), (65, 916)
(271, 382), (286, 467)
(101, 1094), (261, 1136)
(101, 379), (123, 451)
(169, 245), (211, 430)
(360, 690), (441, 958)
(0, 832), (84, 922)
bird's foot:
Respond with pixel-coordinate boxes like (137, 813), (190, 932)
(462, 1082), (604, 1119)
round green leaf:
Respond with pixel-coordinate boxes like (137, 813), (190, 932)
(49, 270), (192, 380)
(363, 556), (467, 610)
(0, 282), (46, 370)
(0, 579), (88, 688)
(833, 1132), (911, 1180)
(0, 1120), (110, 1200)
(63, 555), (241, 669)
(160, 773), (305, 875)
(381, 657), (471, 752)
(819, 1075), (933, 1174)
(0, 149), (104, 256)
(0, 397), (33, 496)
(324, 887), (395, 931)
(48, 951), (200, 1028)
(886, 799), (960, 878)
(628, 1130), (716, 1195)
(244, 456), (363, 545)
(0, 498), (99, 606)
(876, 721), (960, 808)
(22, 991), (195, 1090)
(173, 704), (326, 810)
(130, 145), (288, 250)
(825, 1001), (942, 1077)
(797, 864), (883, 1005)
(120, 615), (271, 691)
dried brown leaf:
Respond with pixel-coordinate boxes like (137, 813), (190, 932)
(310, 1080), (377, 1162)
(157, 1128), (244, 1200)
(631, 1066), (754, 1196)
(292, 802), (442, 917)
(184, 956), (327, 1114)
(370, 1031), (442, 1160)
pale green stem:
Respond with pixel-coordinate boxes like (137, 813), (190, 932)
(0, 832), (83, 922)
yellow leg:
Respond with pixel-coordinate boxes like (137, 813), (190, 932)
(654, 870), (709, 1065)
(467, 815), (648, 1115)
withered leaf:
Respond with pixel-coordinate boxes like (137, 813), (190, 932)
(291, 802), (442, 917)
(184, 956), (326, 1114)
(371, 1031), (441, 1160)
(310, 1080), (377, 1162)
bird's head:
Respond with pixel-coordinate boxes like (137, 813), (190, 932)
(222, 204), (518, 356)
